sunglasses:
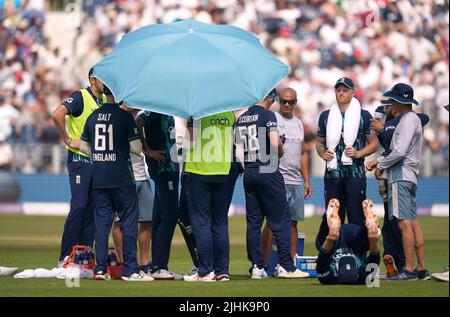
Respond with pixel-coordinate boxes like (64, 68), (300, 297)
(279, 99), (297, 106)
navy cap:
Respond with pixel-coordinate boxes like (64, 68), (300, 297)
(334, 77), (355, 90)
(337, 255), (359, 284)
(383, 83), (419, 105)
(88, 67), (94, 78)
(267, 88), (279, 102)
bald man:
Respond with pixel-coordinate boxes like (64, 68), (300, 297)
(262, 87), (312, 267)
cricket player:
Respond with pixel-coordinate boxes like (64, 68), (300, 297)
(136, 110), (180, 279)
(111, 104), (154, 271)
(371, 100), (430, 279)
(261, 87), (312, 265)
(182, 111), (237, 282)
(315, 77), (377, 252)
(235, 89), (308, 279)
(366, 83), (428, 281)
(52, 67), (105, 264)
(80, 85), (152, 281)
(178, 127), (242, 279)
(316, 198), (381, 285)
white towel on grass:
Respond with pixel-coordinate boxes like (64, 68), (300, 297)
(56, 267), (93, 279)
(13, 267), (93, 279)
(0, 266), (18, 276)
(326, 98), (361, 170)
(13, 269), (35, 279)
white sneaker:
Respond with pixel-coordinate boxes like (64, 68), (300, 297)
(150, 268), (181, 280)
(183, 272), (216, 282)
(277, 266), (309, 278)
(94, 271), (111, 281)
(250, 265), (268, 279)
(0, 266), (18, 277)
(432, 270), (449, 282)
(121, 271), (154, 281)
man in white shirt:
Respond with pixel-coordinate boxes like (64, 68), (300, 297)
(262, 87), (312, 265)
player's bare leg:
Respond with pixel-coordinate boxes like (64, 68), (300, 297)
(138, 222), (152, 267)
(112, 221), (124, 263)
(411, 220), (426, 271)
(397, 219), (415, 272)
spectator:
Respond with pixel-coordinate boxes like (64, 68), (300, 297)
(0, 0), (447, 176)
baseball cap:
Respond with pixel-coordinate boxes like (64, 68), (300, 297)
(88, 67), (95, 78)
(267, 88), (279, 102)
(383, 83), (419, 105)
(334, 77), (355, 90)
(337, 255), (359, 284)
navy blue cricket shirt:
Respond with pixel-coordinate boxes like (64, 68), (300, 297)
(81, 103), (140, 189)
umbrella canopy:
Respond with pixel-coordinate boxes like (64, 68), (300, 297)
(93, 19), (288, 118)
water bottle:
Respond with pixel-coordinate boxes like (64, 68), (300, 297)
(74, 250), (81, 264)
(297, 232), (305, 256)
(371, 109), (386, 135)
(78, 252), (85, 265)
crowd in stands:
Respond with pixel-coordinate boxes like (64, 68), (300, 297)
(0, 0), (448, 175)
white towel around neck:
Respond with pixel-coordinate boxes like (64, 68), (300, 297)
(326, 98), (361, 170)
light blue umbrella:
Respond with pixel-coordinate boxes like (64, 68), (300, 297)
(93, 19), (288, 119)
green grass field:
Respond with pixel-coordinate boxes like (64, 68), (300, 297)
(0, 215), (448, 297)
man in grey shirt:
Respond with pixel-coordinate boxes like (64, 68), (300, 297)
(367, 83), (428, 281)
(261, 87), (312, 269)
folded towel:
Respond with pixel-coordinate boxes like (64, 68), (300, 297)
(56, 267), (94, 279)
(14, 269), (35, 279)
(326, 98), (361, 170)
(13, 267), (93, 279)
(34, 268), (62, 278)
(0, 266), (18, 277)
(341, 98), (361, 165)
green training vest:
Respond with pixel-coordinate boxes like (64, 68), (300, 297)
(66, 89), (105, 156)
(185, 111), (235, 175)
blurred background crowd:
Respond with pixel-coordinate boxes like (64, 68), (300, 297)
(0, 0), (448, 176)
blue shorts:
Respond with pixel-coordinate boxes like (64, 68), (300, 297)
(136, 180), (154, 222)
(115, 180), (154, 223)
(285, 184), (304, 221)
(388, 181), (417, 220)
